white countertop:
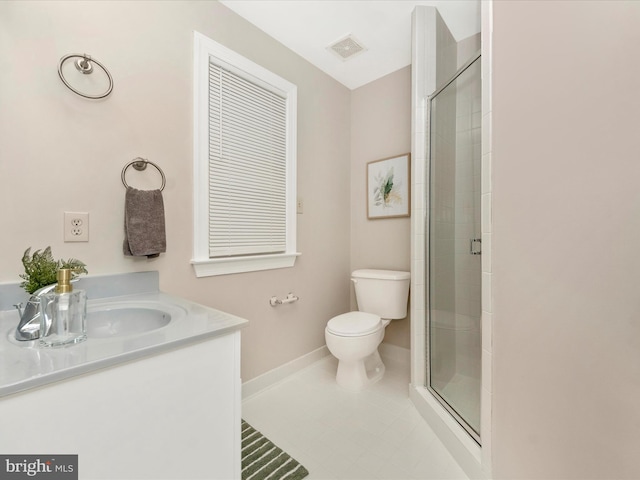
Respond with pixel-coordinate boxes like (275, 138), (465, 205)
(0, 291), (248, 397)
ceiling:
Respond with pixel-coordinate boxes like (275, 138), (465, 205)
(219, 0), (481, 90)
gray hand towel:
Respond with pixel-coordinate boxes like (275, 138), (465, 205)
(123, 187), (166, 258)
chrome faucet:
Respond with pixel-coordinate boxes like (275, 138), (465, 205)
(13, 283), (57, 341)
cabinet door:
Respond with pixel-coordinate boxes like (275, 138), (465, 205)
(0, 331), (242, 479)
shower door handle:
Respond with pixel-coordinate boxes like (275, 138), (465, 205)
(470, 238), (482, 255)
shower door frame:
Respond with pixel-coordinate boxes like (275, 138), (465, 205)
(425, 51), (482, 446)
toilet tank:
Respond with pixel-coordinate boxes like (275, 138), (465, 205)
(352, 269), (410, 319)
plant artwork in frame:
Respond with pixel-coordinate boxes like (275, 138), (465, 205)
(367, 153), (411, 219)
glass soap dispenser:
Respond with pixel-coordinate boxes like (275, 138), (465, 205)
(40, 268), (87, 347)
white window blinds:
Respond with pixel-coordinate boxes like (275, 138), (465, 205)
(208, 61), (288, 258)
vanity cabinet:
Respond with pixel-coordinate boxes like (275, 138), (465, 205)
(0, 331), (241, 479)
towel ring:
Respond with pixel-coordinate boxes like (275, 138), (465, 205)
(121, 158), (166, 191)
(58, 53), (114, 99)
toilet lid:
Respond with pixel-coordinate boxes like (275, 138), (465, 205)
(327, 312), (381, 337)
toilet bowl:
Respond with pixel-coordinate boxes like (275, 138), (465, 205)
(325, 312), (390, 389)
(325, 269), (410, 389)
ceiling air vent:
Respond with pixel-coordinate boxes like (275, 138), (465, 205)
(327, 34), (367, 61)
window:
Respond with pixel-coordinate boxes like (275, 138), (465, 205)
(192, 32), (299, 277)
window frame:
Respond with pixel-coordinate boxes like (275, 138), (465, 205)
(191, 31), (299, 277)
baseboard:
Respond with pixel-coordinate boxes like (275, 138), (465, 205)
(379, 342), (411, 367)
(242, 345), (330, 400)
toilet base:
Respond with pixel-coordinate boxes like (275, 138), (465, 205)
(336, 349), (386, 390)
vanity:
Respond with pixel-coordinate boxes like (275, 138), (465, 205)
(0, 271), (248, 479)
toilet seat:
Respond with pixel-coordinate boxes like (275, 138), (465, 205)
(327, 312), (382, 337)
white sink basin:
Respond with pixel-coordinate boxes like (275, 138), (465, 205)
(87, 302), (183, 338)
(87, 306), (172, 338)
(6, 298), (187, 346)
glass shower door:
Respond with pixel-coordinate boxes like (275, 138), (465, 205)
(427, 55), (481, 443)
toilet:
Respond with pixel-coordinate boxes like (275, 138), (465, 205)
(325, 269), (410, 389)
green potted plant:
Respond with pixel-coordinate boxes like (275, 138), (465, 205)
(19, 246), (88, 294)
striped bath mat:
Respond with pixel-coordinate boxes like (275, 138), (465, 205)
(241, 420), (309, 480)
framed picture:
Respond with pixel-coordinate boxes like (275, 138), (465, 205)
(367, 153), (411, 219)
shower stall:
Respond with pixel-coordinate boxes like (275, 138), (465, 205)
(426, 53), (482, 444)
(409, 7), (486, 475)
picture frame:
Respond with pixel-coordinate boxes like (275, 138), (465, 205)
(367, 153), (411, 219)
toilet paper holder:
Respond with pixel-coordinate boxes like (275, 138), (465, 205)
(269, 293), (299, 307)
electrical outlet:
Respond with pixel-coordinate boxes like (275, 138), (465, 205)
(296, 198), (303, 214)
(64, 212), (89, 242)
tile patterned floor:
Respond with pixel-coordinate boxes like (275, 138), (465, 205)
(242, 356), (469, 480)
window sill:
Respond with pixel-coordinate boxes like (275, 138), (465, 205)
(191, 252), (301, 277)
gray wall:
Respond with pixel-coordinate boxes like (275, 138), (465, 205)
(0, 0), (352, 381)
(350, 66), (412, 348)
(492, 1), (640, 477)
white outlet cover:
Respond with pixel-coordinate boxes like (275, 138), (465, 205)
(64, 212), (89, 242)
